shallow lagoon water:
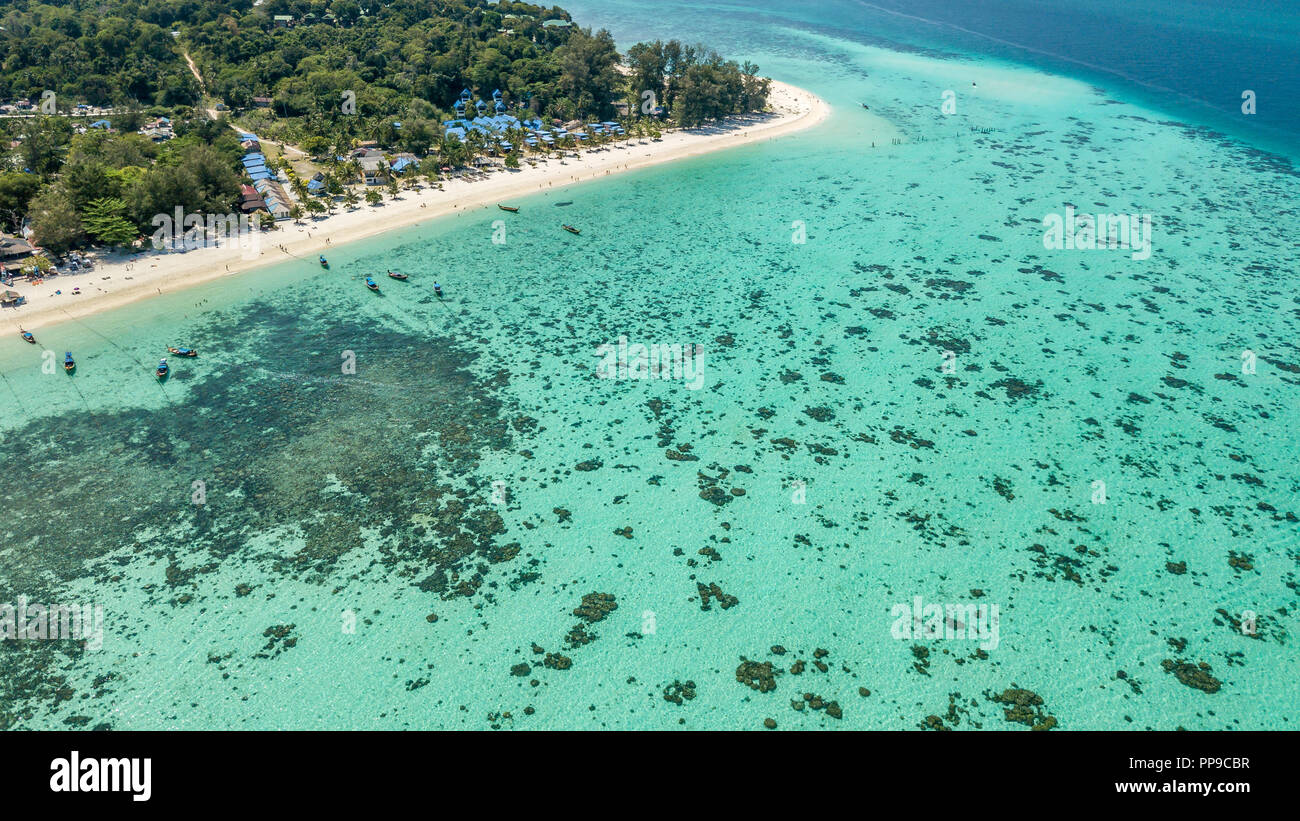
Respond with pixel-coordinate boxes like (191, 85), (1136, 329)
(1, 2), (1297, 729)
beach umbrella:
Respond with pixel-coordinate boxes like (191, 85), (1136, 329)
(1, 290), (20, 304)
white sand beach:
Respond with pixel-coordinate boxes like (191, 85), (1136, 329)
(5, 80), (831, 331)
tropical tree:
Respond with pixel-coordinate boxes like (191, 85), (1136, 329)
(29, 188), (85, 253)
(81, 198), (138, 247)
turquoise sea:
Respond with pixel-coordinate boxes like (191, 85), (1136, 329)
(2, 1), (1296, 729)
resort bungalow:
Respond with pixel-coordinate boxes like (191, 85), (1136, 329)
(273, 15), (293, 27)
(252, 179), (292, 220)
(0, 233), (35, 263)
(238, 184), (267, 214)
(358, 155), (389, 185)
(243, 152), (273, 181)
(252, 96), (273, 108)
(389, 153), (419, 175)
(140, 117), (174, 141)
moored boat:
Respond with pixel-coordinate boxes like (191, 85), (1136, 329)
(498, 204), (519, 212)
(562, 224), (580, 235)
(64, 352), (75, 373)
(20, 330), (35, 344)
(387, 271), (408, 281)
(168, 346), (198, 357)
(156, 359), (169, 379)
(319, 255), (329, 269)
(365, 277), (380, 292)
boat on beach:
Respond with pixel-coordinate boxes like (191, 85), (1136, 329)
(156, 359), (169, 380)
(365, 277), (380, 292)
(387, 271), (408, 281)
(20, 330), (35, 343)
(168, 347), (198, 357)
(498, 204), (519, 212)
(562, 224), (580, 235)
(64, 352), (75, 373)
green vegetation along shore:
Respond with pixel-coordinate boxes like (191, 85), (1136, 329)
(1, 0), (770, 256)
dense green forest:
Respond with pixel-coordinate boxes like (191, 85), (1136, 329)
(0, 1), (770, 254)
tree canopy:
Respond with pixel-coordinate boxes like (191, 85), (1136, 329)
(1, 2), (772, 254)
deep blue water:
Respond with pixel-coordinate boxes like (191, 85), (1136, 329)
(569, 0), (1300, 157)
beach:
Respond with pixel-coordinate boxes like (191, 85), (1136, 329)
(5, 80), (833, 331)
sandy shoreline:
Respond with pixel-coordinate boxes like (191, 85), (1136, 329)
(5, 80), (830, 331)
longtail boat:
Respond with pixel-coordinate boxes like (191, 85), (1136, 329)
(20, 330), (35, 344)
(562, 224), (580, 235)
(64, 352), (75, 373)
(387, 271), (408, 281)
(498, 204), (519, 212)
(156, 359), (169, 380)
(365, 277), (380, 292)
(319, 255), (329, 269)
(168, 347), (197, 357)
